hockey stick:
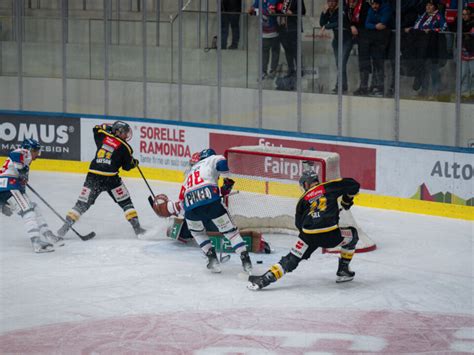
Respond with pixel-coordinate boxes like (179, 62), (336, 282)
(26, 184), (96, 241)
(136, 165), (157, 208)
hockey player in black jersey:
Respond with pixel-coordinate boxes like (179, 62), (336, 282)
(248, 171), (360, 290)
(57, 121), (146, 237)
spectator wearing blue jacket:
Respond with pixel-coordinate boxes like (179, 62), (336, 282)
(248, 0), (280, 80)
(354, 0), (392, 97)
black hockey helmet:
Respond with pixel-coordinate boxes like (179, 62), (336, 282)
(111, 121), (132, 141)
(199, 148), (216, 160)
(21, 138), (41, 152)
(299, 171), (319, 191)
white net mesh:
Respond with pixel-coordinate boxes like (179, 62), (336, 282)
(225, 145), (376, 253)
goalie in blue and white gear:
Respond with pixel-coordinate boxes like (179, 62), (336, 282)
(177, 148), (253, 273)
(0, 139), (64, 253)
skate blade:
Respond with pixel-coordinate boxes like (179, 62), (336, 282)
(220, 255), (231, 263)
(336, 276), (354, 283)
(247, 282), (261, 291)
(207, 264), (222, 273)
(34, 247), (55, 253)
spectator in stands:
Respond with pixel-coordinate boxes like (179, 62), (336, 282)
(460, 7), (474, 98)
(354, 0), (392, 97)
(248, 0), (280, 80)
(277, 0), (307, 78)
(320, 0), (353, 93)
(404, 0), (447, 98)
(221, 0), (242, 49)
(349, 0), (374, 96)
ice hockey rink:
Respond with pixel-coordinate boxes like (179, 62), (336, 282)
(0, 171), (472, 354)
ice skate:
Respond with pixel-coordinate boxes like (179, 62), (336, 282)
(130, 217), (146, 236)
(240, 251), (252, 274)
(336, 258), (355, 283)
(43, 230), (65, 247)
(206, 248), (221, 273)
(57, 217), (74, 237)
(247, 271), (276, 291)
(31, 237), (54, 253)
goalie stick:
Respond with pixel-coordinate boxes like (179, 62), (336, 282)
(26, 184), (96, 241)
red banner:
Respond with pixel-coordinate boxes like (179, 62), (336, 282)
(227, 149), (325, 181)
(210, 133), (376, 190)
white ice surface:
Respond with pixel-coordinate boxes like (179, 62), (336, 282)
(0, 171), (473, 353)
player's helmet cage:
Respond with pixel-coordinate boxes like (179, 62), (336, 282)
(21, 138), (41, 152)
(199, 148), (216, 160)
(111, 121), (132, 141)
(299, 171), (320, 191)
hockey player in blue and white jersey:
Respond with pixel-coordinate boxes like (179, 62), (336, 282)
(0, 139), (64, 253)
(178, 148), (253, 273)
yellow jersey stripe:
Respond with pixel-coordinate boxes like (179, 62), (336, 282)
(302, 224), (339, 234)
(88, 169), (118, 176)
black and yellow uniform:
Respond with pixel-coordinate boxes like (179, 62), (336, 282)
(248, 176), (361, 290)
(88, 124), (135, 176)
(58, 122), (145, 237)
(295, 177), (360, 240)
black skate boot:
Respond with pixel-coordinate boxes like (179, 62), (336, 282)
(336, 258), (355, 283)
(240, 251), (252, 274)
(206, 247), (221, 273)
(31, 237), (54, 253)
(247, 270), (277, 291)
(43, 230), (65, 247)
(130, 217), (146, 237)
(57, 216), (74, 237)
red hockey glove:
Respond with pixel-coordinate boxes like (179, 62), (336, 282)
(220, 178), (235, 197)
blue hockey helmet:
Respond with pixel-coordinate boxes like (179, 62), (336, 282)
(199, 148), (216, 160)
(21, 138), (41, 151)
(299, 171), (319, 191)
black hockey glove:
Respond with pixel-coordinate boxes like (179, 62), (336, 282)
(220, 178), (235, 197)
(1, 203), (13, 217)
(341, 195), (354, 210)
(18, 167), (29, 193)
(100, 124), (113, 133)
(131, 158), (139, 168)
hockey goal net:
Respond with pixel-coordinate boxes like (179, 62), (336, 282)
(224, 145), (376, 253)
